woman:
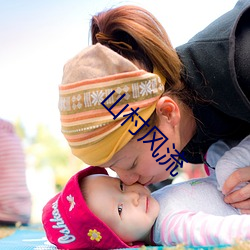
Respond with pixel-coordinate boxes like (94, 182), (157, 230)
(59, 1), (250, 211)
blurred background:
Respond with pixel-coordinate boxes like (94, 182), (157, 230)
(0, 0), (238, 223)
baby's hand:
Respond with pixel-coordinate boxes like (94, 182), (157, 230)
(223, 166), (250, 214)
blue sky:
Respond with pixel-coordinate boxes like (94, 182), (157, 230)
(0, 0), (237, 139)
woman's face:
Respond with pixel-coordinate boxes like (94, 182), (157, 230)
(100, 118), (181, 185)
(99, 61), (183, 185)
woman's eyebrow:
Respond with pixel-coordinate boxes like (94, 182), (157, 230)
(109, 156), (127, 169)
(109, 155), (137, 173)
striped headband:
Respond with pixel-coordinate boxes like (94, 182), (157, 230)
(59, 43), (165, 165)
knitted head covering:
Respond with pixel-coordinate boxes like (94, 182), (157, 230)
(59, 43), (165, 165)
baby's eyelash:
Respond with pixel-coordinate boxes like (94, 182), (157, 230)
(118, 181), (124, 216)
(120, 180), (124, 191)
(118, 204), (123, 216)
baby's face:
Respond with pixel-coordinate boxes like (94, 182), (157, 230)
(84, 174), (160, 243)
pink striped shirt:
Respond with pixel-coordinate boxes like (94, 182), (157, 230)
(158, 210), (250, 246)
(152, 136), (250, 246)
(0, 119), (31, 224)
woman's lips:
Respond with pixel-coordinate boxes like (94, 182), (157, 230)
(143, 177), (154, 186)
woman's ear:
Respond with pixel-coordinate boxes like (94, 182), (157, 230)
(155, 96), (180, 126)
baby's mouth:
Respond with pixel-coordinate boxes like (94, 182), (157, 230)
(146, 196), (149, 213)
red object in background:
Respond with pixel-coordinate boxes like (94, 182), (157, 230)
(183, 162), (208, 180)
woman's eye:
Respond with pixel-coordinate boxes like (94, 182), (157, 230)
(120, 180), (124, 191)
(118, 204), (123, 216)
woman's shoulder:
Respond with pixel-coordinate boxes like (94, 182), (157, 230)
(176, 0), (250, 123)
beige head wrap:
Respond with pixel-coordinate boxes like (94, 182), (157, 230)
(59, 43), (165, 165)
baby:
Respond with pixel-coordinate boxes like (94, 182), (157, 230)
(42, 135), (250, 249)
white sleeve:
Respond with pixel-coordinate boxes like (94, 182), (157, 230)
(159, 210), (250, 247)
(205, 139), (231, 179)
(215, 135), (250, 192)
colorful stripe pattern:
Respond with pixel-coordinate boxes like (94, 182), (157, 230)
(59, 70), (164, 149)
(159, 210), (250, 246)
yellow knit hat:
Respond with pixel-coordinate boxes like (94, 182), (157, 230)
(59, 43), (165, 165)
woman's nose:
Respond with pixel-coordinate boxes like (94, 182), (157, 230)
(112, 167), (140, 185)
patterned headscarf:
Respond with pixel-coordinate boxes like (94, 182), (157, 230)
(59, 43), (165, 165)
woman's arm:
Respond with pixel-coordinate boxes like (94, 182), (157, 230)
(214, 136), (250, 212)
(215, 136), (250, 192)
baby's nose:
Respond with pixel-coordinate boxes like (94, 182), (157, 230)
(126, 191), (140, 206)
